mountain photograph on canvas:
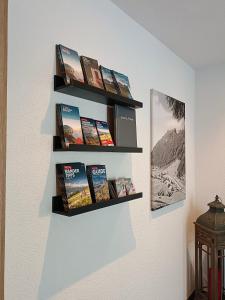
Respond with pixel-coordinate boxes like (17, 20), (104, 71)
(150, 90), (185, 211)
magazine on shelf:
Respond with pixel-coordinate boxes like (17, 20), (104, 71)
(95, 120), (114, 146)
(56, 104), (83, 148)
(56, 44), (84, 84)
(81, 56), (104, 89)
(112, 70), (132, 99)
(100, 66), (118, 94)
(86, 165), (110, 202)
(80, 117), (100, 146)
(124, 178), (136, 195)
(113, 178), (127, 198)
(56, 162), (92, 211)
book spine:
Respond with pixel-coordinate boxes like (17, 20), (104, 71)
(95, 122), (102, 146)
(111, 70), (121, 96)
(107, 106), (115, 144)
(114, 105), (118, 146)
(56, 45), (69, 85)
(80, 117), (86, 145)
(108, 180), (117, 199)
(99, 66), (107, 92)
(56, 164), (69, 211)
(86, 167), (96, 203)
(56, 104), (66, 149)
(80, 56), (89, 85)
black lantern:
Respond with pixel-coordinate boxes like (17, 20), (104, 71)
(194, 195), (225, 299)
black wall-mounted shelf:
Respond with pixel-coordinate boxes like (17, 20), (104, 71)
(52, 192), (143, 217)
(53, 136), (143, 153)
(54, 75), (143, 109)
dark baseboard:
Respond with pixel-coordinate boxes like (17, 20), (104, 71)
(188, 290), (195, 300)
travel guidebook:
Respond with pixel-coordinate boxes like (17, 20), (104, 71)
(56, 163), (92, 210)
(56, 44), (84, 84)
(56, 104), (83, 148)
(80, 117), (100, 146)
(108, 180), (117, 199)
(81, 56), (104, 89)
(95, 120), (114, 146)
(86, 165), (110, 202)
(100, 66), (118, 94)
(112, 70), (132, 99)
(113, 178), (127, 198)
(124, 178), (136, 195)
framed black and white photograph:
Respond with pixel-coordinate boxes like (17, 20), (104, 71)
(150, 89), (185, 211)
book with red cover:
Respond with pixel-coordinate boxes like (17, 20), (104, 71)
(80, 117), (100, 146)
(95, 120), (114, 146)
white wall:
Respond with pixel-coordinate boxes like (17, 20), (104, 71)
(196, 64), (225, 214)
(6, 1), (196, 299)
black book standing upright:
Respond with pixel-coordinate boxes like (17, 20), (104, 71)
(108, 104), (137, 147)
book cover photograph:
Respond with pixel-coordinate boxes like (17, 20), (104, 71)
(108, 180), (117, 199)
(86, 165), (110, 202)
(57, 44), (84, 84)
(81, 56), (104, 89)
(108, 105), (137, 147)
(96, 120), (114, 146)
(112, 71), (132, 99)
(100, 66), (118, 94)
(114, 178), (127, 197)
(57, 163), (92, 210)
(80, 117), (100, 146)
(58, 104), (83, 147)
(124, 178), (136, 195)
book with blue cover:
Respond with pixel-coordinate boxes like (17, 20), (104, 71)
(100, 66), (118, 94)
(56, 162), (92, 210)
(112, 70), (132, 99)
(86, 165), (110, 202)
(56, 104), (83, 148)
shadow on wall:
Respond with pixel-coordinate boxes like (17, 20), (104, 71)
(186, 195), (196, 297)
(151, 200), (184, 219)
(38, 76), (136, 299)
(38, 204), (136, 299)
